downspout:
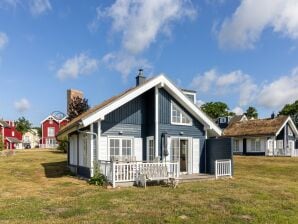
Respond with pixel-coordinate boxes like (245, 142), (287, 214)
(77, 132), (79, 175)
(204, 128), (207, 174)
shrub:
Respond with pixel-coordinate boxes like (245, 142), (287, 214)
(0, 135), (4, 151)
(57, 137), (68, 153)
(89, 161), (107, 186)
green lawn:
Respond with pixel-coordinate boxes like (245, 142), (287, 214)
(0, 150), (297, 224)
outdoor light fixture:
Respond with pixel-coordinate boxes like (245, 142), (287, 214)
(180, 131), (184, 135)
(119, 131), (123, 135)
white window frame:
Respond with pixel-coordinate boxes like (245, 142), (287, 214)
(233, 139), (239, 152)
(251, 138), (261, 152)
(146, 136), (155, 162)
(171, 101), (192, 126)
(108, 137), (134, 161)
(48, 127), (55, 137)
(219, 117), (227, 124)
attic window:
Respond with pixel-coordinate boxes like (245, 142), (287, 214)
(219, 117), (227, 124)
(171, 102), (192, 126)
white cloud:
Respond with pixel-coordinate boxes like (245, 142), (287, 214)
(102, 52), (151, 81)
(191, 69), (257, 106)
(29, 0), (51, 15)
(232, 106), (244, 115)
(0, 32), (8, 49)
(14, 98), (30, 112)
(57, 53), (99, 80)
(0, 0), (51, 15)
(90, 0), (196, 78)
(196, 99), (205, 107)
(93, 0), (196, 54)
(218, 0), (298, 49)
(258, 67), (298, 109)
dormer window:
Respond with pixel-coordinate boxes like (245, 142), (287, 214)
(219, 117), (227, 124)
(171, 101), (192, 125)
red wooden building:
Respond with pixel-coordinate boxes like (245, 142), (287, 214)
(40, 115), (68, 148)
(0, 120), (22, 149)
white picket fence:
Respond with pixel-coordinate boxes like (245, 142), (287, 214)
(292, 149), (298, 157)
(215, 159), (232, 179)
(98, 161), (179, 188)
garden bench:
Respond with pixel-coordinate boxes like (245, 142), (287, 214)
(138, 165), (178, 188)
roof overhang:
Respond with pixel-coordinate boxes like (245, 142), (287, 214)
(78, 74), (221, 136)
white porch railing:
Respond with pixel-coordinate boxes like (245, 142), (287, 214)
(267, 148), (298, 157)
(215, 159), (232, 179)
(292, 149), (298, 157)
(98, 161), (179, 188)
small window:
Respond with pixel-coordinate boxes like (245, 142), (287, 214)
(12, 131), (15, 137)
(48, 127), (55, 137)
(220, 117), (226, 124)
(171, 102), (192, 125)
(233, 139), (239, 152)
(147, 137), (155, 161)
(49, 119), (53, 124)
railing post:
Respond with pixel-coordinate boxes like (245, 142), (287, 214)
(112, 161), (116, 188)
(215, 160), (218, 179)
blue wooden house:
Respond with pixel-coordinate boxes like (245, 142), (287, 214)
(57, 71), (232, 186)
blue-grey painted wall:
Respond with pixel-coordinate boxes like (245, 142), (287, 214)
(158, 88), (206, 170)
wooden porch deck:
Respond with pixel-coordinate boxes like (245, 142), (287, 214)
(178, 173), (216, 183)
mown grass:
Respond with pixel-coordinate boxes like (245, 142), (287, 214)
(0, 150), (297, 223)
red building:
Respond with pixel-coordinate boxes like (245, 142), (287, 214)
(0, 120), (22, 149)
(40, 115), (68, 148)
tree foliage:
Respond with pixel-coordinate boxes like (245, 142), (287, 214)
(15, 117), (32, 135)
(68, 96), (90, 120)
(279, 100), (298, 116)
(0, 135), (4, 151)
(245, 106), (258, 119)
(200, 102), (235, 119)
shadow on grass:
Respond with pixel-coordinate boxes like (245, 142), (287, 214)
(41, 161), (70, 178)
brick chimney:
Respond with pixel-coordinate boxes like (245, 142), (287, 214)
(67, 89), (83, 115)
(136, 69), (146, 86)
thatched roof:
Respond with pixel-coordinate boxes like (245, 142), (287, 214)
(223, 115), (289, 137)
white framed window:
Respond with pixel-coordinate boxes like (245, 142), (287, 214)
(109, 137), (133, 160)
(251, 138), (261, 152)
(48, 127), (55, 137)
(171, 101), (192, 126)
(277, 140), (283, 149)
(233, 139), (239, 152)
(289, 140), (294, 150)
(267, 139), (273, 150)
(170, 138), (180, 162)
(146, 137), (155, 162)
(288, 126), (293, 136)
(12, 131), (15, 137)
(220, 117), (227, 124)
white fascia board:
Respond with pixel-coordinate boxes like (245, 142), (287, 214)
(161, 77), (222, 136)
(40, 115), (60, 124)
(82, 76), (164, 127)
(81, 74), (221, 136)
(276, 116), (298, 136)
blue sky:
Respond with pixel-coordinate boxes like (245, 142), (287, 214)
(1, 0), (298, 126)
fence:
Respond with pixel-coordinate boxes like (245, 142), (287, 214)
(98, 161), (179, 188)
(215, 159), (232, 179)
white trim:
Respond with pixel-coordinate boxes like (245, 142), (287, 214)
(276, 116), (298, 137)
(90, 123), (94, 177)
(146, 136), (155, 162)
(80, 75), (221, 136)
(40, 115), (68, 125)
(170, 101), (192, 126)
(182, 91), (196, 103)
(155, 86), (159, 157)
(107, 136), (134, 159)
(97, 120), (101, 161)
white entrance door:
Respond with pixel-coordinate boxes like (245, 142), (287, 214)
(170, 138), (190, 174)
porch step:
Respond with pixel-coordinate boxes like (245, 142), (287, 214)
(178, 174), (215, 183)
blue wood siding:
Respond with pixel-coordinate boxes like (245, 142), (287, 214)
(158, 88), (206, 166)
(101, 88), (155, 139)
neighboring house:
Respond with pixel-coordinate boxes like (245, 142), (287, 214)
(0, 120), (23, 149)
(40, 115), (68, 148)
(216, 115), (247, 129)
(23, 129), (40, 148)
(223, 115), (298, 157)
(57, 71), (233, 186)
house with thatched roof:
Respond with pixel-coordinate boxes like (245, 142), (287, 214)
(223, 115), (298, 157)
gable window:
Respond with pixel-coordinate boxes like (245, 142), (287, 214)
(171, 102), (192, 125)
(109, 138), (133, 161)
(233, 139), (239, 152)
(288, 126), (293, 136)
(48, 127), (55, 137)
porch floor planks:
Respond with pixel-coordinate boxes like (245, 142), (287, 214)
(178, 174), (216, 183)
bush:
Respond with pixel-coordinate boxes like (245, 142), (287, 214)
(89, 162), (107, 186)
(57, 137), (68, 153)
(0, 135), (4, 151)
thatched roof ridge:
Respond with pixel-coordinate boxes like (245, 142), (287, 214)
(223, 115), (289, 137)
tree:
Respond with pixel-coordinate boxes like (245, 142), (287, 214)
(68, 96), (90, 120)
(32, 127), (42, 138)
(200, 102), (235, 119)
(245, 106), (258, 119)
(279, 100), (298, 116)
(15, 117), (32, 135)
(0, 134), (4, 151)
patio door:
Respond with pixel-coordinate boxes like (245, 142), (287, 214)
(170, 138), (189, 173)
